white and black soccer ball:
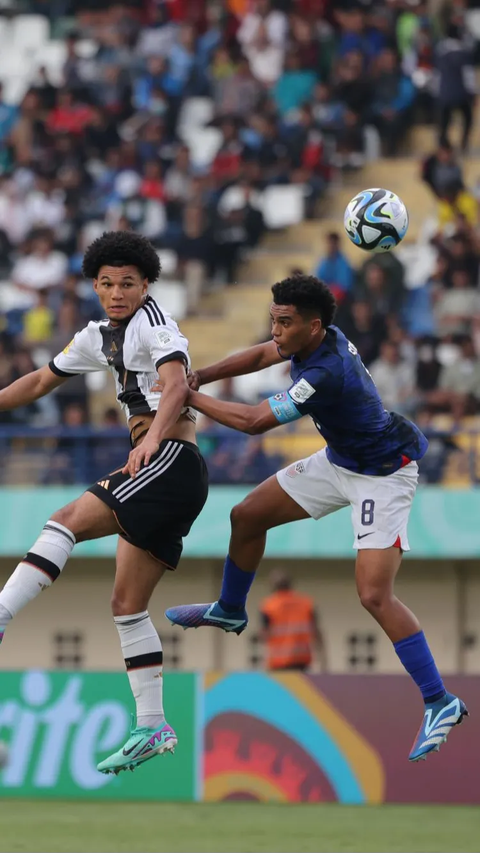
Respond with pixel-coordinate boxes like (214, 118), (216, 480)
(343, 188), (408, 253)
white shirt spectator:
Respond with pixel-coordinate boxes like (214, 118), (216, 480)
(369, 344), (415, 411)
(237, 9), (288, 48)
(12, 250), (68, 307)
(244, 42), (284, 85)
(24, 189), (66, 233)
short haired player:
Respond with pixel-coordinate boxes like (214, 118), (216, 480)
(0, 231), (208, 775)
(166, 274), (467, 762)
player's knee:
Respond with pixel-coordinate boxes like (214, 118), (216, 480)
(50, 505), (80, 537)
(111, 591), (133, 617)
(230, 499), (262, 532)
(358, 586), (389, 613)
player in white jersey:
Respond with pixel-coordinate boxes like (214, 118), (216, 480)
(0, 231), (208, 774)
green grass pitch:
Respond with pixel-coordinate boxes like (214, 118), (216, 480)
(1, 801), (479, 853)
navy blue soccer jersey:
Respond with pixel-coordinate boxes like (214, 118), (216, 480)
(268, 325), (428, 475)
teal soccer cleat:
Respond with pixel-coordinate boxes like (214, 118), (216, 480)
(165, 601), (248, 635)
(409, 692), (468, 762)
(97, 721), (177, 775)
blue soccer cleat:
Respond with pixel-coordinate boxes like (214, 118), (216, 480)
(165, 601), (248, 635)
(409, 692), (468, 762)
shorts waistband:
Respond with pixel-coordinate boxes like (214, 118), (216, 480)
(160, 438), (201, 457)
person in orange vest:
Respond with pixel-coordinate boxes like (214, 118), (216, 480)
(259, 570), (327, 672)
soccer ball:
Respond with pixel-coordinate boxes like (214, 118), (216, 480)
(343, 188), (408, 253)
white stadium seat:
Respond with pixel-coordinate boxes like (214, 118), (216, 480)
(156, 249), (178, 277)
(177, 97), (215, 142)
(260, 184), (305, 229)
(11, 15), (49, 53)
(1, 76), (29, 105)
(149, 280), (187, 320)
(185, 126), (222, 169)
(34, 41), (67, 85)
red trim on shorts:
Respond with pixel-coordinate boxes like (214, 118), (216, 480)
(393, 535), (402, 549)
(400, 455), (411, 468)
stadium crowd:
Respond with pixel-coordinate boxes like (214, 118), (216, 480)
(1, 0), (480, 485)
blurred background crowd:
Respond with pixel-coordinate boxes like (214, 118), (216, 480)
(1, 0), (480, 486)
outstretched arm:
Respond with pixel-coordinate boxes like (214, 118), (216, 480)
(193, 341), (283, 388)
(0, 365), (68, 411)
(188, 387), (302, 435)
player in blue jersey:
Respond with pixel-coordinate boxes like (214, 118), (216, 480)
(166, 275), (467, 761)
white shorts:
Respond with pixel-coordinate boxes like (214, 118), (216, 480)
(276, 448), (418, 551)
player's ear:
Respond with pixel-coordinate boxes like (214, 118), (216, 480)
(142, 278), (148, 295)
(311, 317), (322, 336)
(93, 279), (99, 294)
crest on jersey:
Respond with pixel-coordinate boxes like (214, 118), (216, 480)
(288, 378), (315, 404)
(156, 330), (174, 349)
(286, 461), (305, 478)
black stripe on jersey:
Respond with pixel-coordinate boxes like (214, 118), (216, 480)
(48, 360), (79, 378)
(142, 301), (156, 327)
(99, 326), (151, 416)
(155, 351), (188, 370)
(148, 297), (166, 326)
(143, 297), (165, 326)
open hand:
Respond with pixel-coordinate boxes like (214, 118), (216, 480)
(152, 369), (199, 395)
(122, 435), (160, 477)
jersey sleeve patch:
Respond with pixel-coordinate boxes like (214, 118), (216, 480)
(288, 378), (316, 404)
(155, 329), (175, 349)
(268, 391), (302, 424)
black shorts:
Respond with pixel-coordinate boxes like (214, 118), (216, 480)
(88, 439), (208, 569)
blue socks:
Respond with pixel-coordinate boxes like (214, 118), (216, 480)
(219, 555), (255, 612)
(394, 630), (446, 704)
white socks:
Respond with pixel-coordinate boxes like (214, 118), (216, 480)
(0, 521), (75, 632)
(114, 611), (165, 729)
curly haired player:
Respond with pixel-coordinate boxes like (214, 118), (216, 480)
(0, 231), (208, 774)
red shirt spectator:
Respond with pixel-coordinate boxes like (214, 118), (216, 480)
(47, 92), (93, 136)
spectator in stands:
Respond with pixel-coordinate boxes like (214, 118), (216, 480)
(333, 50), (372, 121)
(213, 55), (262, 118)
(354, 261), (405, 319)
(314, 232), (353, 304)
(422, 143), (463, 199)
(47, 89), (93, 136)
(22, 289), (55, 345)
(237, 0), (288, 50)
(339, 300), (387, 367)
(435, 267), (480, 337)
(135, 3), (178, 59)
(0, 83), (19, 143)
(11, 229), (68, 310)
(369, 47), (415, 156)
(436, 23), (476, 151)
(426, 336), (480, 421)
(176, 204), (214, 313)
(369, 340), (416, 415)
(243, 24), (285, 85)
(437, 179), (478, 231)
(273, 49), (317, 119)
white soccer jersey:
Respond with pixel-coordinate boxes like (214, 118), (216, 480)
(49, 295), (195, 422)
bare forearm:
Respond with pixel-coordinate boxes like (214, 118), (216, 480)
(189, 389), (255, 433)
(148, 382), (189, 442)
(0, 369), (64, 411)
(198, 341), (281, 385)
